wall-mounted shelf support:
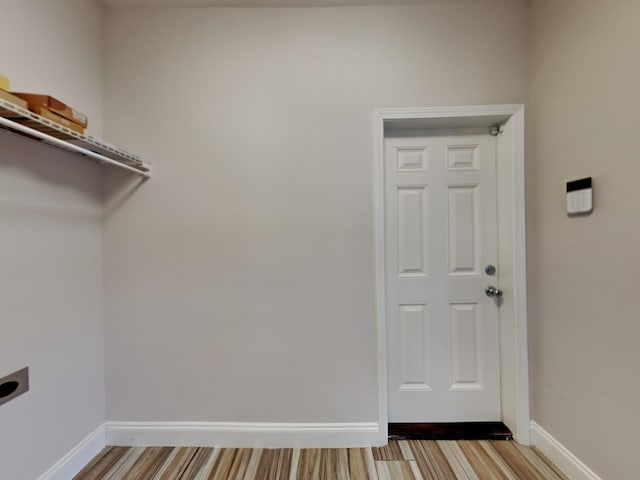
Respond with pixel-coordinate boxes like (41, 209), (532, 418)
(0, 98), (150, 177)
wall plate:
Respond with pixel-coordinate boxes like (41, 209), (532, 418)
(0, 367), (29, 407)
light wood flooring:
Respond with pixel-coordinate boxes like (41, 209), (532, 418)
(74, 440), (565, 479)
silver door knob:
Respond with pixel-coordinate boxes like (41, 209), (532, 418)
(485, 286), (503, 298)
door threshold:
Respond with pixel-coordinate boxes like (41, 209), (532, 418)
(388, 422), (513, 441)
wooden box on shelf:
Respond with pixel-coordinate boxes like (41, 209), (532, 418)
(11, 92), (88, 128)
(30, 105), (84, 134)
(0, 89), (28, 111)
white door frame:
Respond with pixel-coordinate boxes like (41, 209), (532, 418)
(372, 104), (530, 444)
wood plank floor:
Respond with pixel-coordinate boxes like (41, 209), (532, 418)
(74, 440), (565, 479)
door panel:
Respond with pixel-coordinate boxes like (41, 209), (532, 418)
(398, 303), (431, 391)
(386, 130), (500, 422)
(450, 302), (481, 389)
(397, 186), (428, 277)
(448, 186), (479, 275)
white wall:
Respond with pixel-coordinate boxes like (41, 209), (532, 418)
(0, 1), (106, 479)
(528, 0), (640, 478)
(102, 1), (528, 425)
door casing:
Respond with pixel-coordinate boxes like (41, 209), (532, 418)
(372, 105), (530, 444)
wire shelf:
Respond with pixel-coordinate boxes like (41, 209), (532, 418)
(0, 98), (150, 176)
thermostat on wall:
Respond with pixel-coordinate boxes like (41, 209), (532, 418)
(566, 177), (593, 215)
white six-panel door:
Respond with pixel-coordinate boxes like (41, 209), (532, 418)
(385, 130), (501, 422)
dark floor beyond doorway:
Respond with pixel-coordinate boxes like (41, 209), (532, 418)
(388, 422), (513, 441)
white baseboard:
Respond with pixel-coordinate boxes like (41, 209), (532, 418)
(106, 421), (383, 448)
(37, 424), (106, 480)
(530, 421), (602, 480)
